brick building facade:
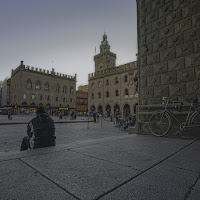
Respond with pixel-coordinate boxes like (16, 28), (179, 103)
(10, 61), (76, 114)
(88, 34), (138, 117)
(76, 89), (88, 115)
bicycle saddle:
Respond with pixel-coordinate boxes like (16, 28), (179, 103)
(186, 98), (198, 103)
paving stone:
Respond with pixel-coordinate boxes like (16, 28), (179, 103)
(164, 140), (200, 172)
(22, 150), (139, 200)
(100, 164), (199, 200)
(188, 177), (200, 200)
(0, 159), (76, 200)
(72, 136), (195, 170)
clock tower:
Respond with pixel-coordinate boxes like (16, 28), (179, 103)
(94, 33), (116, 72)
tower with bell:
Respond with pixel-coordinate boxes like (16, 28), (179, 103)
(94, 33), (116, 72)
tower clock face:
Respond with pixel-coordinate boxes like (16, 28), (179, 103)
(98, 63), (104, 71)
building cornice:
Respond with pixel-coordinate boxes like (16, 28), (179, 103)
(88, 61), (137, 81)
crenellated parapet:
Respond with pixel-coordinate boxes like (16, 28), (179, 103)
(88, 61), (137, 80)
(11, 60), (76, 81)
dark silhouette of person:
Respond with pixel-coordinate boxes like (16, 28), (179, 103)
(20, 106), (56, 151)
(93, 112), (96, 122)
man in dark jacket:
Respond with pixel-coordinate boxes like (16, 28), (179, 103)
(20, 106), (56, 151)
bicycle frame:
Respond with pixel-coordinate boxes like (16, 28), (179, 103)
(163, 100), (197, 130)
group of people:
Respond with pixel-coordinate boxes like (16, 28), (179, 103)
(93, 112), (101, 122)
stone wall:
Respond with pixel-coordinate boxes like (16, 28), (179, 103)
(137, 0), (200, 135)
(137, 0), (200, 105)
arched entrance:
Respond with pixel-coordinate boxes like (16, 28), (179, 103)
(98, 105), (103, 114)
(114, 104), (120, 116)
(90, 105), (95, 111)
(105, 105), (111, 117)
(123, 104), (130, 117)
(22, 102), (27, 106)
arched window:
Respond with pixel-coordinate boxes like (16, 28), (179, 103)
(26, 79), (32, 89)
(98, 92), (101, 98)
(115, 77), (119, 84)
(115, 90), (119, 96)
(44, 82), (49, 90)
(22, 102), (27, 106)
(56, 84), (60, 92)
(92, 83), (95, 88)
(106, 91), (109, 97)
(124, 75), (128, 82)
(98, 81), (102, 87)
(35, 81), (41, 89)
(63, 86), (67, 93)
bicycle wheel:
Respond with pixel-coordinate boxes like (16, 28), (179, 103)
(190, 110), (200, 129)
(148, 111), (171, 136)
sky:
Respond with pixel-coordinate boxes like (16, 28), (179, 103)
(0, 0), (138, 87)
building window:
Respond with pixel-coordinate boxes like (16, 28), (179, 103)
(92, 93), (94, 99)
(106, 91), (109, 97)
(70, 98), (73, 102)
(56, 84), (60, 92)
(98, 81), (102, 87)
(125, 88), (129, 95)
(44, 82), (49, 90)
(63, 98), (66, 102)
(63, 87), (67, 93)
(26, 80), (32, 89)
(92, 83), (95, 88)
(35, 81), (41, 89)
(106, 79), (109, 86)
(70, 87), (74, 94)
(56, 97), (58, 101)
(115, 77), (119, 84)
(23, 94), (27, 99)
(32, 94), (35, 99)
(40, 95), (43, 100)
(47, 96), (50, 101)
(124, 75), (128, 82)
(98, 92), (101, 98)
(115, 90), (119, 96)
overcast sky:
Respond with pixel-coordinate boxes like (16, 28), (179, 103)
(0, 0), (137, 87)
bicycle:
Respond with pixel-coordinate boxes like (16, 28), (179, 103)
(148, 97), (200, 136)
(123, 115), (136, 130)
